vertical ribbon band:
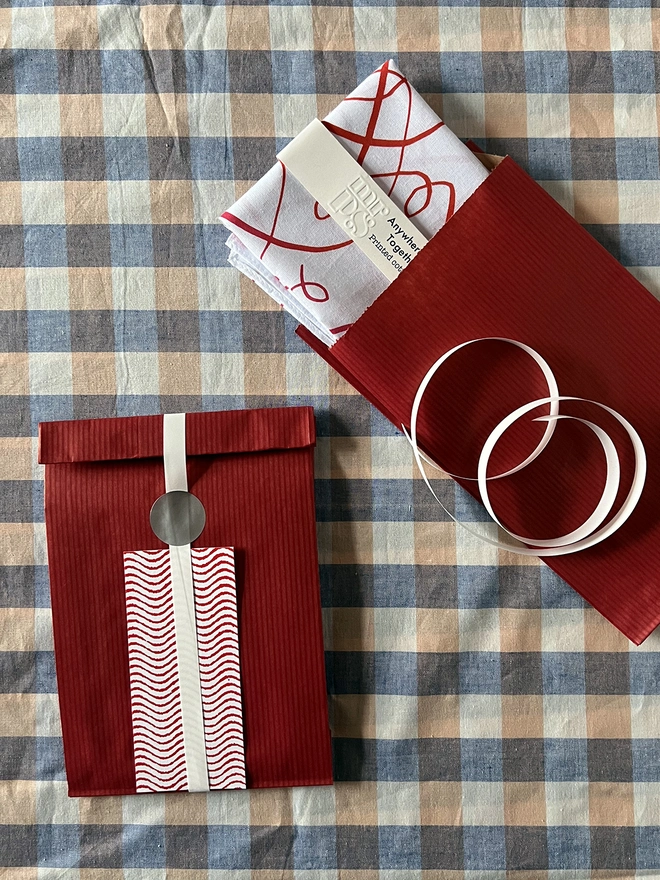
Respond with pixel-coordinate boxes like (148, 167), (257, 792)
(162, 413), (210, 792)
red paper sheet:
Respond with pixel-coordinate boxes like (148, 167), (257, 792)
(39, 407), (332, 795)
(299, 157), (660, 644)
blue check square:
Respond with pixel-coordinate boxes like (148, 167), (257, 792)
(378, 825), (422, 870)
(36, 736), (65, 781)
(184, 50), (229, 94)
(24, 226), (67, 268)
(616, 138), (660, 181)
(620, 223), (660, 268)
(376, 739), (419, 782)
(27, 311), (70, 353)
(527, 138), (572, 181)
(208, 825), (251, 870)
(194, 223), (232, 267)
(459, 651), (501, 694)
(13, 49), (59, 93)
(100, 50), (145, 94)
(17, 138), (63, 181)
(457, 566), (500, 608)
(35, 650), (57, 694)
(612, 51), (656, 94)
(110, 225), (154, 267)
(542, 652), (585, 694)
(38, 824), (80, 869)
(461, 738), (503, 782)
(198, 310), (243, 353)
(114, 311), (159, 352)
(105, 138), (150, 181)
(189, 139), (233, 181)
(463, 826), (505, 871)
(34, 565), (51, 609)
(547, 826), (591, 870)
(375, 651), (417, 695)
(293, 826), (337, 870)
(544, 738), (588, 782)
(374, 565), (416, 608)
(271, 51), (316, 95)
(372, 479), (413, 523)
(636, 826), (660, 870)
(633, 740), (660, 782)
(123, 824), (166, 869)
(115, 395), (161, 417)
(525, 52), (569, 94)
(541, 567), (585, 608)
(439, 52), (484, 94)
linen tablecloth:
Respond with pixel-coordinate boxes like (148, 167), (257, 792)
(2, 1), (660, 876)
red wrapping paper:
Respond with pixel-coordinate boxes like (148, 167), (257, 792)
(299, 156), (660, 645)
(39, 407), (332, 795)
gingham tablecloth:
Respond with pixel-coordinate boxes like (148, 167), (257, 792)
(2, 2), (660, 877)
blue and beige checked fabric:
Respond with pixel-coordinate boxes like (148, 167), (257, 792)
(2, 1), (660, 876)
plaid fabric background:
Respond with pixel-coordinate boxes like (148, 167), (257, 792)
(2, 1), (660, 876)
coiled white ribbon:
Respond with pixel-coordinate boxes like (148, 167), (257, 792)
(404, 338), (647, 556)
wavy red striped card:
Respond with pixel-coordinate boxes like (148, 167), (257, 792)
(124, 547), (246, 792)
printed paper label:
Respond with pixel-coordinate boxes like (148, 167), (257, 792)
(277, 119), (428, 282)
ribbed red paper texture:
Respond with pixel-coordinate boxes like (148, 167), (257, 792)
(299, 157), (660, 645)
(39, 406), (332, 795)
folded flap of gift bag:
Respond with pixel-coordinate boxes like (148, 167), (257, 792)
(39, 407), (332, 796)
(39, 406), (316, 463)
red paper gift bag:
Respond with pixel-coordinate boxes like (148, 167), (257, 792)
(297, 155), (660, 645)
(39, 406), (332, 796)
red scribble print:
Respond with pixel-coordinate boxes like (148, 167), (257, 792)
(291, 265), (330, 303)
(329, 323), (353, 335)
(328, 60), (440, 193)
(357, 60), (390, 165)
(221, 160), (351, 254)
(323, 120), (444, 152)
(326, 60), (448, 214)
(260, 160), (288, 260)
(345, 60), (414, 202)
(388, 76), (413, 200)
(314, 202), (330, 221)
(408, 180), (455, 221)
(222, 211), (351, 254)
(372, 171), (456, 222)
(344, 71), (408, 103)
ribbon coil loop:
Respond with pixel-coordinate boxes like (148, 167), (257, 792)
(405, 338), (647, 557)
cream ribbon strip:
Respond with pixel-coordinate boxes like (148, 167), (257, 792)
(162, 413), (210, 792)
(277, 118), (428, 284)
(404, 338), (647, 556)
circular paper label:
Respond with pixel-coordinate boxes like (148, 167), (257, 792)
(150, 490), (206, 546)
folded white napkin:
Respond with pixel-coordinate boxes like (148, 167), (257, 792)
(222, 60), (489, 346)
